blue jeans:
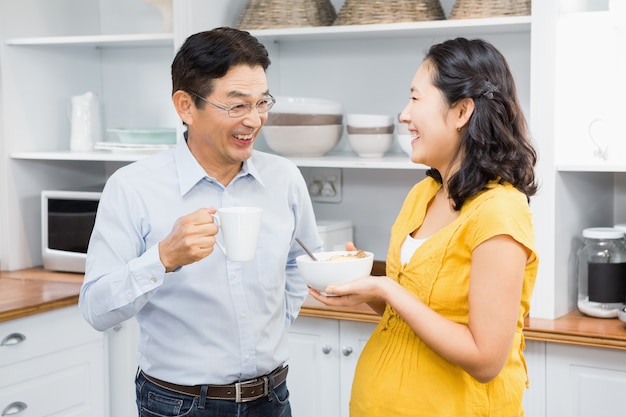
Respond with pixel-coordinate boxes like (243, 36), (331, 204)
(135, 370), (292, 417)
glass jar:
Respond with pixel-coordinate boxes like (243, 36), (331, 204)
(577, 227), (626, 318)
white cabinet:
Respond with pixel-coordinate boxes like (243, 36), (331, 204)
(546, 343), (626, 417)
(0, 306), (107, 417)
(523, 340), (547, 417)
(521, 340), (626, 417)
(106, 318), (139, 417)
(287, 316), (376, 417)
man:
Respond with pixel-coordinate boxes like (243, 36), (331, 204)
(79, 27), (323, 417)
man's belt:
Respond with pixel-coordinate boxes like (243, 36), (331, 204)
(141, 365), (288, 403)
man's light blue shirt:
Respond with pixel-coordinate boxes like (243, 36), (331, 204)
(79, 139), (323, 385)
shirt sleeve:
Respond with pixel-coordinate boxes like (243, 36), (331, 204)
(78, 175), (166, 331)
(466, 186), (537, 262)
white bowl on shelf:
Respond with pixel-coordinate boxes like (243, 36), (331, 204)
(347, 133), (393, 158)
(346, 113), (394, 129)
(262, 124), (343, 157)
(296, 250), (374, 293)
(272, 96), (343, 115)
(397, 134), (413, 156)
(397, 122), (410, 135)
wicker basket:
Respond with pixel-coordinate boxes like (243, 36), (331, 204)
(449, 0), (530, 19)
(237, 0), (336, 29)
(333, 0), (445, 25)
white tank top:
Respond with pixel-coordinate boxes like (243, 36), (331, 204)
(401, 233), (428, 264)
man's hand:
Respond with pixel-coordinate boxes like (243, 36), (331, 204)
(158, 208), (219, 272)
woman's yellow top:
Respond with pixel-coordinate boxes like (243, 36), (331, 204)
(351, 177), (538, 417)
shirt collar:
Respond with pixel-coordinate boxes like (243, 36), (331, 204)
(175, 135), (266, 196)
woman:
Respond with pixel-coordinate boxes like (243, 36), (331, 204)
(310, 38), (539, 416)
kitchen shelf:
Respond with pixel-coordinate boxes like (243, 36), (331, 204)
(290, 152), (426, 169)
(557, 163), (626, 173)
(10, 150), (427, 169)
(4, 33), (174, 48)
(9, 151), (157, 163)
(2, 16), (530, 49)
(249, 16), (531, 42)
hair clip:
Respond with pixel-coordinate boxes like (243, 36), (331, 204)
(482, 81), (499, 99)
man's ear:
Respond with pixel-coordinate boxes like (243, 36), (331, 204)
(455, 97), (475, 131)
(172, 90), (195, 126)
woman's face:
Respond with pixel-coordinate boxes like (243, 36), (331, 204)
(399, 61), (463, 175)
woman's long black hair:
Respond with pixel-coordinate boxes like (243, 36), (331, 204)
(424, 38), (538, 210)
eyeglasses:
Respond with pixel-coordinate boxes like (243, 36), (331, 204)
(188, 91), (275, 118)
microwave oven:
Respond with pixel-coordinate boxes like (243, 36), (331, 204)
(41, 188), (102, 273)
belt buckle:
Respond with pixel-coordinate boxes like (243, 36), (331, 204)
(235, 376), (269, 403)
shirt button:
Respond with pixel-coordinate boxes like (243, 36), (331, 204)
(240, 313), (246, 318)
(230, 273), (237, 280)
(150, 277), (157, 284)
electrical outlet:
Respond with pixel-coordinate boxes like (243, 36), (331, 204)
(307, 167), (342, 203)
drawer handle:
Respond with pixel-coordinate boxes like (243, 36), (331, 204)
(341, 346), (353, 357)
(321, 344), (332, 354)
(1, 401), (27, 416)
(0, 333), (26, 347)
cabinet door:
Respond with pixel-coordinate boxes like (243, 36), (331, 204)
(523, 340), (546, 417)
(338, 321), (376, 417)
(546, 343), (626, 417)
(0, 341), (105, 417)
(287, 316), (341, 417)
(106, 318), (140, 417)
(0, 307), (106, 417)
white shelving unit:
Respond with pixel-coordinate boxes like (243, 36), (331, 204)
(3, 0), (620, 322)
(0, 0), (538, 295)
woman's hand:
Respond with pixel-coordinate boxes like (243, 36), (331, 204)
(308, 275), (382, 306)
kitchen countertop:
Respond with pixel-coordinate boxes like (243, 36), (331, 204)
(299, 295), (626, 350)
(0, 268), (83, 323)
(2, 268), (626, 351)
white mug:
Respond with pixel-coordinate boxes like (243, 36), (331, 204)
(212, 207), (263, 262)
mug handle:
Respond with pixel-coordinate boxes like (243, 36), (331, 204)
(211, 213), (227, 256)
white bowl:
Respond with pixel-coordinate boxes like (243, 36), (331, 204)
(347, 133), (393, 158)
(397, 134), (413, 156)
(397, 122), (410, 135)
(272, 96), (343, 115)
(346, 114), (394, 128)
(296, 250), (374, 292)
(262, 124), (343, 157)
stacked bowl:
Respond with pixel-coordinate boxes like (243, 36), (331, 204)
(346, 114), (394, 158)
(262, 96), (343, 157)
(396, 121), (413, 156)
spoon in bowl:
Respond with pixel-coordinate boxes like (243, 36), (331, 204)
(295, 238), (318, 261)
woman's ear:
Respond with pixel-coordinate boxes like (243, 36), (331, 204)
(455, 97), (475, 131)
(172, 90), (195, 126)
